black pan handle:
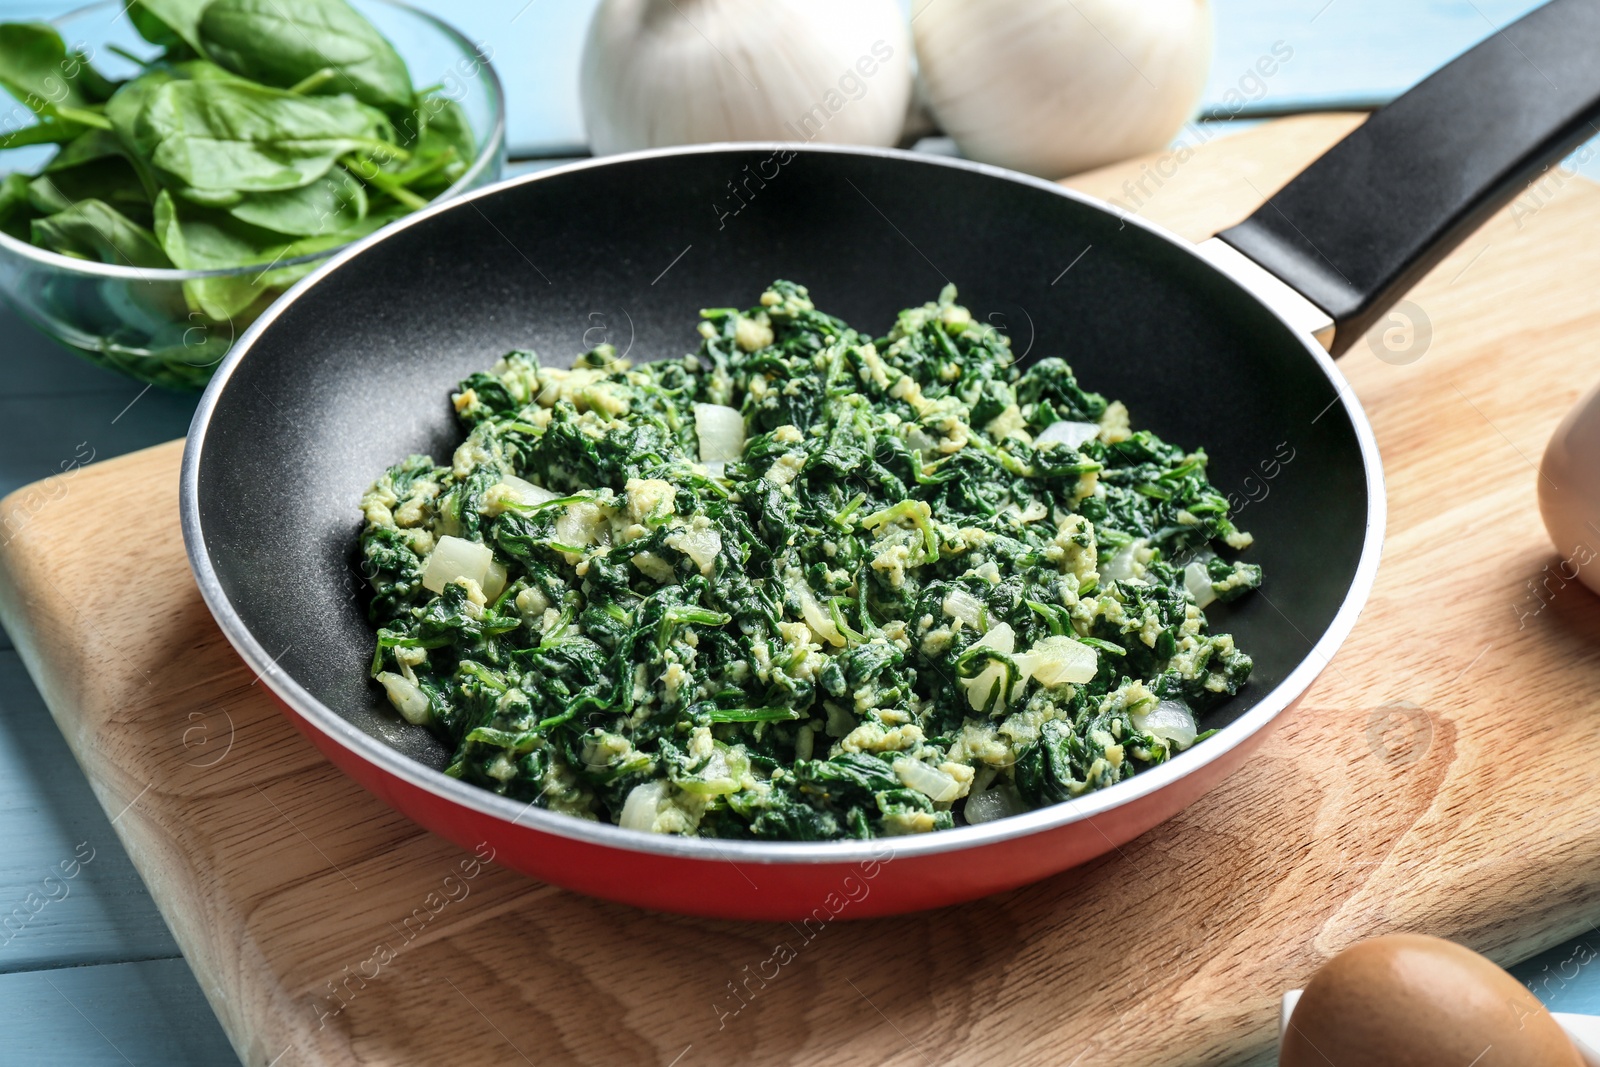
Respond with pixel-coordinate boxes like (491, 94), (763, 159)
(1217, 0), (1600, 356)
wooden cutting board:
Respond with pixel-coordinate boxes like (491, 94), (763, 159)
(4, 114), (1600, 1067)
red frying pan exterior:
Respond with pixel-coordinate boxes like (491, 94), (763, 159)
(263, 684), (1302, 919)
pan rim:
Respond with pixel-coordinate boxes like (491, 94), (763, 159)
(180, 141), (1387, 867)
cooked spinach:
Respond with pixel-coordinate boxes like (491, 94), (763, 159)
(359, 283), (1263, 841)
(0, 0), (476, 381)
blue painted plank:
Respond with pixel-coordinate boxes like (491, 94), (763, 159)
(365, 0), (1548, 149)
(1202, 1), (1600, 184)
(0, 379), (193, 500)
(0, 303), (195, 654)
(1512, 933), (1600, 1015)
(0, 303), (166, 398)
(1204, 0), (1543, 118)
(0, 299), (193, 680)
(7, 0), (1597, 185)
(0, 958), (236, 1066)
(0, 0), (1552, 154)
(0, 652), (180, 973)
(0, 1), (73, 16)
(379, 0), (600, 157)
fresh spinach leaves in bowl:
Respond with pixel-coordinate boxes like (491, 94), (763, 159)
(0, 0), (499, 387)
(359, 282), (1264, 842)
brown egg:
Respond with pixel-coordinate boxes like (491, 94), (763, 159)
(1281, 934), (1584, 1067)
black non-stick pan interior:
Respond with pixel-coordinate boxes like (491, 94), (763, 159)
(193, 147), (1370, 771)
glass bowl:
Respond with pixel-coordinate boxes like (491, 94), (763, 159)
(0, 0), (506, 390)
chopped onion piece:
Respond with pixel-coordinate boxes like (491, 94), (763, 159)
(422, 535), (496, 594)
(963, 666), (1008, 713)
(668, 526), (722, 574)
(1133, 699), (1199, 751)
(677, 749), (741, 796)
(1034, 420), (1101, 450)
(498, 474), (557, 507)
(694, 403), (746, 462)
(942, 588), (987, 630)
(794, 582), (845, 647)
(960, 622), (1016, 711)
(1101, 538), (1145, 583)
(703, 460), (727, 478)
(963, 626), (1097, 712)
(482, 560), (507, 601)
(620, 780), (669, 832)
(1016, 635), (1098, 686)
(1184, 561), (1216, 608)
(376, 671), (431, 725)
(964, 785), (1026, 825)
(554, 500), (610, 551)
(976, 621), (1015, 656)
(795, 724), (815, 762)
(894, 759), (962, 803)
(906, 425), (939, 454)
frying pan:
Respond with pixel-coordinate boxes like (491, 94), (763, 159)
(181, 0), (1600, 920)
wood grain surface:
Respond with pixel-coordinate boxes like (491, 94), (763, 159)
(3, 114), (1600, 1067)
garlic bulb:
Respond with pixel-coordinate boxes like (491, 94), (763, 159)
(581, 0), (913, 155)
(912, 0), (1213, 178)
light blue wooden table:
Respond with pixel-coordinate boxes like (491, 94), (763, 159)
(2, 1), (1597, 1062)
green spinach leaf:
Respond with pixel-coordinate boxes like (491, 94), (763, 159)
(28, 157), (152, 224)
(127, 0), (209, 54)
(0, 172), (33, 238)
(31, 198), (170, 267)
(0, 116), (89, 149)
(133, 78), (389, 193)
(223, 162), (366, 235)
(154, 187), (392, 317)
(400, 94), (473, 195)
(198, 0), (414, 113)
(155, 188), (291, 318)
(167, 59), (258, 85)
(415, 96), (473, 161)
(0, 22), (93, 112)
(44, 127), (126, 171)
(105, 68), (171, 138)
